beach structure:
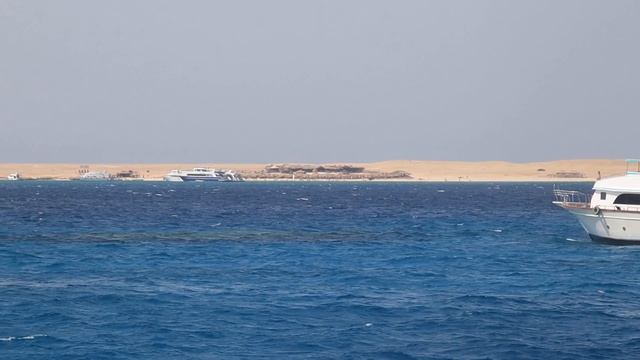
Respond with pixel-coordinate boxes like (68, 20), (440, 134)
(115, 170), (139, 179)
(265, 164), (365, 174)
(253, 164), (410, 180)
(554, 159), (640, 244)
(78, 165), (90, 175)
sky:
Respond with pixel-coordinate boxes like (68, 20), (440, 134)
(1, 1), (639, 163)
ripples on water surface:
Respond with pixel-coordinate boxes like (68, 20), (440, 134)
(1, 181), (640, 359)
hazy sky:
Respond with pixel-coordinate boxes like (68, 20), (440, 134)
(1, 1), (639, 163)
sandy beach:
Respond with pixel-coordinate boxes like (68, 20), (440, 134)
(0, 159), (629, 181)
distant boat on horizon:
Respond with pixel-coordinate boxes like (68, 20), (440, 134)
(7, 173), (21, 181)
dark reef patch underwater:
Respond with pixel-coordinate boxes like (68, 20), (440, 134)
(1, 181), (640, 359)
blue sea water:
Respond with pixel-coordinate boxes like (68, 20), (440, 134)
(1, 181), (640, 359)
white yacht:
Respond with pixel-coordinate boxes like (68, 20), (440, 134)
(163, 170), (184, 182)
(7, 173), (20, 181)
(163, 168), (243, 182)
(79, 171), (111, 181)
(554, 159), (640, 244)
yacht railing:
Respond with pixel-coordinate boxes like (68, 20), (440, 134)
(553, 188), (590, 208)
(553, 188), (640, 213)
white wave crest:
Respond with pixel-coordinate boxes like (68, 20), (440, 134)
(0, 334), (46, 341)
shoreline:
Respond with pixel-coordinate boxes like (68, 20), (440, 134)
(0, 178), (595, 183)
(0, 159), (626, 183)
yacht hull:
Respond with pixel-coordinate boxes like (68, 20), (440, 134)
(163, 176), (184, 182)
(179, 176), (225, 182)
(567, 207), (640, 244)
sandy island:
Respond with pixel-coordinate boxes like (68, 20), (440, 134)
(0, 159), (630, 182)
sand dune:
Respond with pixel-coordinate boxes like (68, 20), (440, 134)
(0, 159), (630, 181)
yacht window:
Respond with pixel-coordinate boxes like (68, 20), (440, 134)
(600, 192), (606, 200)
(613, 194), (640, 205)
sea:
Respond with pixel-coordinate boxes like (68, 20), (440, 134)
(2, 181), (640, 359)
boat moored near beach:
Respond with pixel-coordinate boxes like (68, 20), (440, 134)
(554, 159), (640, 244)
(7, 173), (21, 181)
(163, 170), (184, 182)
(163, 168), (243, 182)
(78, 171), (111, 181)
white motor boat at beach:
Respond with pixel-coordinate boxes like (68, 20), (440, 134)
(7, 173), (21, 181)
(554, 159), (640, 244)
(163, 168), (243, 182)
(163, 170), (184, 182)
(79, 171), (111, 181)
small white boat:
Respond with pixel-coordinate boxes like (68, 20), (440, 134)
(554, 159), (640, 244)
(7, 173), (20, 181)
(163, 170), (184, 182)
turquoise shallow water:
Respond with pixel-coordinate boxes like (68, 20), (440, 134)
(1, 181), (640, 359)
